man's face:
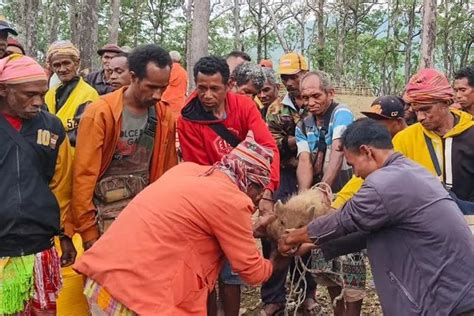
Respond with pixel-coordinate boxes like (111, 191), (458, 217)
(227, 56), (247, 74)
(403, 103), (417, 125)
(300, 75), (334, 116)
(280, 71), (305, 98)
(109, 56), (131, 90)
(245, 183), (265, 206)
(131, 62), (171, 108)
(101, 52), (118, 71)
(50, 55), (79, 83)
(258, 81), (280, 107)
(454, 77), (474, 111)
(195, 72), (229, 111)
(343, 146), (378, 179)
(0, 80), (48, 119)
(0, 31), (8, 58)
(232, 80), (259, 99)
(410, 101), (449, 131)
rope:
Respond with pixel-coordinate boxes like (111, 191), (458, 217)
(284, 255), (311, 315)
(284, 183), (334, 314)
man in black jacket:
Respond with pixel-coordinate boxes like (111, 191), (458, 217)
(0, 54), (75, 315)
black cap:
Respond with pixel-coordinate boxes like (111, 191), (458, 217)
(361, 95), (405, 120)
(0, 19), (17, 36)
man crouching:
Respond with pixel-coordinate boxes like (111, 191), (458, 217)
(74, 131), (281, 315)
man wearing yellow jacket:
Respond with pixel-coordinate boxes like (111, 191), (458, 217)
(45, 40), (96, 315)
(333, 69), (474, 208)
(45, 40), (99, 148)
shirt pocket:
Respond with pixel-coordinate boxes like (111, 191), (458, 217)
(171, 259), (208, 307)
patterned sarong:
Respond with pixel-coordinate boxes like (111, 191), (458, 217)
(0, 247), (62, 315)
(84, 278), (136, 316)
(310, 249), (366, 303)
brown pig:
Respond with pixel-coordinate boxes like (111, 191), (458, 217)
(266, 187), (336, 241)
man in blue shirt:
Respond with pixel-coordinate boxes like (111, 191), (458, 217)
(296, 71), (354, 193)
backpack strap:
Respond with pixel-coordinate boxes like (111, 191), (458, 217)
(423, 133), (442, 177)
(209, 123), (240, 148)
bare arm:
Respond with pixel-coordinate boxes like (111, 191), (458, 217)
(321, 139), (344, 187)
(297, 152), (314, 192)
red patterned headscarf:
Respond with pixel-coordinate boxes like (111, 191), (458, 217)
(403, 68), (454, 104)
(203, 130), (273, 192)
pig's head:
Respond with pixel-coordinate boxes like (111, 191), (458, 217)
(266, 188), (335, 241)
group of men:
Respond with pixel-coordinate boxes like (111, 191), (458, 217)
(1, 14), (474, 316)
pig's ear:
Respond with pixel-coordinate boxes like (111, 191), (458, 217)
(274, 200), (283, 216)
(307, 206), (316, 219)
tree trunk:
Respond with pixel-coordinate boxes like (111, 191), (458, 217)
(334, 10), (347, 84)
(47, 0), (60, 44)
(299, 9), (306, 55)
(78, 0), (99, 71)
(419, 0), (437, 69)
(316, 0), (325, 70)
(404, 0), (416, 83)
(184, 0), (193, 68)
(187, 0), (210, 91)
(22, 0), (40, 57)
(69, 0), (80, 45)
(233, 0), (241, 50)
(109, 0), (120, 44)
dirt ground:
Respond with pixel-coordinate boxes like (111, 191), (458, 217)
(239, 266), (383, 316)
(238, 95), (381, 316)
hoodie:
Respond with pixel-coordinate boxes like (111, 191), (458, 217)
(393, 109), (474, 201)
(178, 91), (280, 191)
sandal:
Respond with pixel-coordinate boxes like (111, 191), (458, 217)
(258, 303), (285, 316)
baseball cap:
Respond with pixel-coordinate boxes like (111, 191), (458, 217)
(0, 17), (18, 36)
(259, 59), (273, 69)
(279, 52), (308, 75)
(97, 44), (123, 56)
(361, 96), (405, 120)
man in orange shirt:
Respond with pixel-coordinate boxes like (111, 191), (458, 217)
(72, 45), (177, 251)
(74, 132), (279, 315)
(162, 50), (188, 118)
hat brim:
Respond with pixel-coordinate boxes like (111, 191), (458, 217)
(0, 27), (18, 36)
(97, 48), (123, 55)
(361, 111), (395, 120)
(279, 68), (303, 75)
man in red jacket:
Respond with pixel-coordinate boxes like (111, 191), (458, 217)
(178, 55), (280, 316)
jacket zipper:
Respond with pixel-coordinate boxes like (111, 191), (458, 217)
(16, 146), (25, 255)
(388, 271), (419, 308)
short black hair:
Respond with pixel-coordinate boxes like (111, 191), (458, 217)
(128, 44), (172, 80)
(193, 56), (230, 84)
(454, 66), (474, 87)
(342, 118), (393, 152)
(227, 50), (251, 62)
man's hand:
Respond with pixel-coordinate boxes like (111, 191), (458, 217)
(83, 238), (98, 251)
(253, 212), (277, 238)
(60, 236), (77, 267)
(278, 227), (312, 255)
